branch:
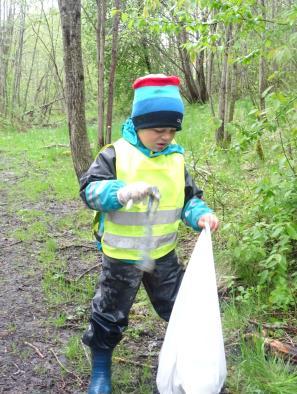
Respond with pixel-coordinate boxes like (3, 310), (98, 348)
(249, 320), (297, 335)
(57, 243), (96, 251)
(23, 97), (64, 116)
(24, 341), (45, 358)
(81, 340), (91, 366)
(114, 356), (156, 369)
(50, 348), (83, 384)
(81, 4), (98, 32)
(238, 14), (290, 26)
(265, 338), (297, 363)
(76, 264), (100, 281)
(42, 144), (69, 149)
(277, 120), (296, 176)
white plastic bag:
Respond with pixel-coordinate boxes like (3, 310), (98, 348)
(156, 226), (227, 394)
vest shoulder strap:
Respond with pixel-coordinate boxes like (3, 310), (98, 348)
(94, 143), (114, 159)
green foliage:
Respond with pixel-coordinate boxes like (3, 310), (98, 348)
(224, 92), (297, 309)
(230, 172), (297, 309)
(176, 97), (297, 312)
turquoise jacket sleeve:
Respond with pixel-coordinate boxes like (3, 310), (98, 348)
(182, 197), (213, 232)
(85, 180), (125, 212)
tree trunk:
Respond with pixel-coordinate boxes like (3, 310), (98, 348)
(58, 0), (92, 180)
(207, 49), (215, 116)
(30, 13), (65, 103)
(259, 0), (266, 116)
(206, 13), (217, 116)
(41, 3), (65, 107)
(257, 0), (267, 161)
(23, 12), (42, 115)
(223, 59), (231, 143)
(0, 1), (15, 115)
(176, 29), (203, 103)
(195, 50), (208, 103)
(194, 7), (208, 103)
(228, 62), (238, 123)
(216, 24), (232, 145)
(142, 37), (152, 73)
(12, 2), (25, 112)
(105, 0), (120, 144)
(97, 0), (106, 148)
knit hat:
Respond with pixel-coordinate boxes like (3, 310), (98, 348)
(131, 74), (184, 131)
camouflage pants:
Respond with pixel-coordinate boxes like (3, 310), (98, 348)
(82, 250), (184, 351)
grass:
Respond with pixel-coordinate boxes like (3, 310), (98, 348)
(1, 102), (296, 393)
(41, 253), (97, 306)
(64, 334), (89, 375)
(228, 338), (297, 393)
(12, 220), (49, 242)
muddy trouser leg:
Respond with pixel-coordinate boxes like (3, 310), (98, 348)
(142, 250), (184, 322)
(82, 254), (143, 351)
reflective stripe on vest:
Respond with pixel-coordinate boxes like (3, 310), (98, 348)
(102, 138), (185, 260)
(107, 208), (182, 226)
(103, 232), (177, 250)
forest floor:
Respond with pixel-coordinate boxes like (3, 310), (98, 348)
(0, 155), (86, 393)
(1, 123), (296, 393)
(0, 151), (192, 393)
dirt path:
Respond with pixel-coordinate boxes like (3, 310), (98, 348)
(0, 161), (88, 393)
(0, 157), (166, 393)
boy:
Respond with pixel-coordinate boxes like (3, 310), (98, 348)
(80, 74), (219, 394)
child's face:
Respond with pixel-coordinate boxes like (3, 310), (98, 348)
(137, 127), (176, 152)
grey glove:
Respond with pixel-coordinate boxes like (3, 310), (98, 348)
(117, 182), (160, 207)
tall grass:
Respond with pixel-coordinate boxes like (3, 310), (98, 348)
(228, 338), (297, 393)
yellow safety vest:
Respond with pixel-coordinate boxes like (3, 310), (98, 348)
(102, 138), (185, 260)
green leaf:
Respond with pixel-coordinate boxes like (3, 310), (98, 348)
(261, 85), (273, 98)
(272, 46), (292, 65)
(111, 8), (121, 17)
(289, 32), (297, 44)
(271, 227), (284, 238)
(121, 12), (128, 22)
(286, 223), (297, 240)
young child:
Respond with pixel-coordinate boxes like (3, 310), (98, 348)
(80, 74), (219, 394)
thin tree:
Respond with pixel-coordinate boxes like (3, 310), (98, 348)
(216, 23), (232, 145)
(0, 0), (15, 114)
(206, 11), (218, 117)
(97, 0), (106, 148)
(23, 11), (42, 115)
(29, 9), (65, 102)
(228, 62), (238, 123)
(256, 0), (267, 161)
(12, 0), (26, 112)
(58, 0), (93, 180)
(258, 0), (267, 117)
(105, 0), (121, 144)
(40, 1), (65, 108)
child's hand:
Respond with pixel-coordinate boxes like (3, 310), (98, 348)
(198, 213), (219, 232)
(117, 182), (160, 206)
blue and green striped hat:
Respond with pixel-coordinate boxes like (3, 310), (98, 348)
(131, 74), (184, 131)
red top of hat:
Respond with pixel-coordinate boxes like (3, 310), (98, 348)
(133, 74), (180, 89)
